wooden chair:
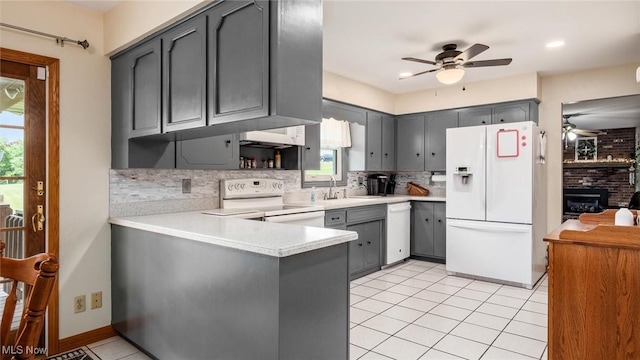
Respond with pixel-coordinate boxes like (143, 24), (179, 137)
(1, 242), (58, 360)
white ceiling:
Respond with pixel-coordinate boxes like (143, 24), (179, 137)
(66, 0), (119, 13)
(563, 95), (640, 131)
(323, 1), (640, 94)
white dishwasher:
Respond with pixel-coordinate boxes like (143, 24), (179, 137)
(386, 202), (411, 265)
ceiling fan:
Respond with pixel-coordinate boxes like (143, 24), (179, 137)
(400, 43), (512, 84)
(562, 114), (604, 147)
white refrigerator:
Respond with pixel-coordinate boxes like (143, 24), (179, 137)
(445, 121), (546, 289)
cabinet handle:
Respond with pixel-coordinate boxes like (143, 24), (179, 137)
(431, 152), (435, 156)
(367, 241), (371, 244)
(370, 152), (374, 157)
(416, 153), (420, 157)
(438, 219), (442, 223)
(481, 120), (486, 124)
(306, 147), (311, 150)
(358, 243), (363, 247)
(225, 139), (231, 147)
(425, 218), (429, 222)
(331, 217), (340, 220)
(500, 119), (505, 122)
(384, 153), (388, 157)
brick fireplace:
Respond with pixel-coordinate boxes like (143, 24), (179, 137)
(563, 127), (637, 214)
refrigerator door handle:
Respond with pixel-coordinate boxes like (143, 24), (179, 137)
(447, 221), (530, 233)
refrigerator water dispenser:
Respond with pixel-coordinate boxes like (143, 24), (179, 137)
(454, 166), (472, 184)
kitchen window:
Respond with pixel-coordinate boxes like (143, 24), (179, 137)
(302, 118), (351, 188)
(304, 148), (344, 182)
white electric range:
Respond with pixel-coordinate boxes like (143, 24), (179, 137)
(203, 178), (325, 227)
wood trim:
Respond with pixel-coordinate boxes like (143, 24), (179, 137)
(58, 326), (117, 353)
(0, 47), (60, 355)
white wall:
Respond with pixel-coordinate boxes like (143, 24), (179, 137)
(395, 72), (540, 114)
(0, 0), (111, 338)
(540, 63), (640, 231)
(323, 71), (396, 114)
(104, 0), (208, 55)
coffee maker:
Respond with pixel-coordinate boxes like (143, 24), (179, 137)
(367, 174), (389, 196)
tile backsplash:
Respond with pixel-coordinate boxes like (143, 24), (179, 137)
(110, 169), (444, 217)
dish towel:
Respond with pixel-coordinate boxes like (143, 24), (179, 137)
(321, 117), (352, 149)
(539, 131), (547, 164)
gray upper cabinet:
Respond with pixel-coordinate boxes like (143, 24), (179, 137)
(207, 1), (269, 124)
(396, 115), (425, 171)
(458, 106), (491, 127)
(302, 123), (321, 170)
(381, 115), (396, 171)
(176, 134), (238, 169)
(492, 102), (531, 124)
(162, 16), (207, 133)
(366, 112), (383, 171)
(425, 110), (458, 171)
(129, 39), (162, 138)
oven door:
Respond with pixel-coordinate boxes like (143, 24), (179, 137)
(263, 211), (325, 227)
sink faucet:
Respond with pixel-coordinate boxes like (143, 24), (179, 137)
(325, 176), (339, 200)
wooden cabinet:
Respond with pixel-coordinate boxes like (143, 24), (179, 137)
(396, 114), (425, 171)
(207, 0), (269, 124)
(411, 202), (446, 261)
(545, 214), (640, 360)
(176, 134), (238, 169)
(162, 16), (207, 133)
(327, 205), (385, 279)
(425, 110), (458, 171)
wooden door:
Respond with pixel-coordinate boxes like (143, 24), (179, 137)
(0, 58), (47, 340)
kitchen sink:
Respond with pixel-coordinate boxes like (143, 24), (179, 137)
(348, 195), (386, 199)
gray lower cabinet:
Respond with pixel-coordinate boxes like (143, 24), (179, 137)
(176, 134), (239, 169)
(425, 110), (458, 171)
(411, 202), (446, 261)
(396, 114), (426, 171)
(326, 206), (385, 279)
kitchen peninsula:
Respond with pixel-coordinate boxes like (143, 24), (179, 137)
(109, 212), (357, 360)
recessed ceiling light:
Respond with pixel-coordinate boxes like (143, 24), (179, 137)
(546, 40), (565, 48)
(399, 72), (413, 78)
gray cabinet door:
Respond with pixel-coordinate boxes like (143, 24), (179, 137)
(411, 202), (435, 257)
(433, 203), (446, 258)
(112, 53), (130, 168)
(426, 111), (458, 171)
(362, 220), (382, 270)
(302, 123), (321, 170)
(381, 115), (396, 171)
(366, 112), (382, 171)
(396, 115), (425, 171)
(492, 102), (530, 124)
(128, 39), (162, 138)
(162, 16), (207, 133)
(176, 134), (238, 169)
(208, 0), (269, 124)
(459, 106), (492, 127)
(347, 224), (364, 274)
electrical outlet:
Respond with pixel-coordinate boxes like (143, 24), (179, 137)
(74, 295), (86, 313)
(182, 178), (192, 194)
(91, 291), (102, 310)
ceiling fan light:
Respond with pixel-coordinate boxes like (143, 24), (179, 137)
(567, 131), (577, 141)
(436, 68), (465, 85)
(399, 72), (413, 78)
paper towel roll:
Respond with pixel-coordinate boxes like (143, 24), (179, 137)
(431, 174), (446, 182)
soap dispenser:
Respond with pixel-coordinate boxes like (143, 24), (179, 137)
(615, 207), (635, 226)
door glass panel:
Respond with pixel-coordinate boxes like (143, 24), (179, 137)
(0, 76), (26, 332)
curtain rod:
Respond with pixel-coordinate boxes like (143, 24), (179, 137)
(0, 22), (89, 49)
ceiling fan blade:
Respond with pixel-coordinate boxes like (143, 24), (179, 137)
(573, 129), (604, 137)
(462, 58), (513, 67)
(401, 57), (437, 66)
(454, 43), (489, 62)
(398, 68), (439, 80)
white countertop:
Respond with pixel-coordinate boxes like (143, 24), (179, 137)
(289, 195), (446, 210)
(109, 211), (358, 258)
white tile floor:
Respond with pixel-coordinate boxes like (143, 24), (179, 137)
(350, 259), (548, 360)
(62, 259), (548, 360)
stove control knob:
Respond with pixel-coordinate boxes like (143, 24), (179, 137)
(278, 183), (283, 189)
(240, 184), (245, 189)
(227, 184), (233, 191)
(234, 184), (240, 190)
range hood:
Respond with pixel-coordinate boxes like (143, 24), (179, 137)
(239, 126), (305, 148)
